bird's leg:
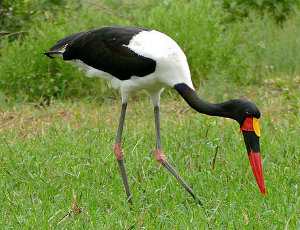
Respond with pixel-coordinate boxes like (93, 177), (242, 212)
(153, 105), (201, 205)
(113, 103), (132, 204)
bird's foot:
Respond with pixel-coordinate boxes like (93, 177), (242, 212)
(113, 143), (123, 160)
(154, 149), (167, 163)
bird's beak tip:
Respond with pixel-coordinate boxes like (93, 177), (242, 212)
(248, 151), (266, 195)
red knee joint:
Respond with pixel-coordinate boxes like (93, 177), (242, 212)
(154, 149), (166, 163)
(113, 143), (123, 160)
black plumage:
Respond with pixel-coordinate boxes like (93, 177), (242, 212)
(45, 26), (156, 80)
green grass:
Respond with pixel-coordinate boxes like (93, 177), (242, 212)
(1, 80), (299, 228)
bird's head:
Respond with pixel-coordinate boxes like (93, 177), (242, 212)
(222, 99), (266, 194)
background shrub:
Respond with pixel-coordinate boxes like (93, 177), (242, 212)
(0, 0), (76, 31)
(221, 0), (300, 22)
(0, 0), (299, 101)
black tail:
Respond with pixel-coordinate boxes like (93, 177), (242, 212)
(44, 31), (86, 59)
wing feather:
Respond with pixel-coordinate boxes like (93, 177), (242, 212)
(46, 26), (156, 80)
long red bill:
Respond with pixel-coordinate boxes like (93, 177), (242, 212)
(248, 151), (266, 194)
(241, 116), (266, 195)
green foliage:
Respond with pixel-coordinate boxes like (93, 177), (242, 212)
(221, 0), (300, 22)
(0, 5), (127, 100)
(0, 0), (75, 31)
(0, 0), (300, 100)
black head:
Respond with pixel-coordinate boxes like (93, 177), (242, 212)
(221, 99), (266, 194)
(221, 99), (261, 125)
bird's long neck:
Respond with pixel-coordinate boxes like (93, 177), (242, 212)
(174, 83), (235, 120)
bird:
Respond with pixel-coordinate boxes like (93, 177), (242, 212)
(44, 25), (266, 204)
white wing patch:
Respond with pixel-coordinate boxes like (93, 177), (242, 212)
(124, 30), (184, 60)
(124, 30), (194, 89)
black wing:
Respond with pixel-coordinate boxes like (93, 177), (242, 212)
(46, 26), (156, 80)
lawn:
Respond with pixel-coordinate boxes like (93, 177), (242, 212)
(1, 79), (299, 228)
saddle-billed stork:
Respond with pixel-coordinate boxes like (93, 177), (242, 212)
(45, 26), (266, 204)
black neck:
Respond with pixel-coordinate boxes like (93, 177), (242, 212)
(174, 83), (238, 121)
